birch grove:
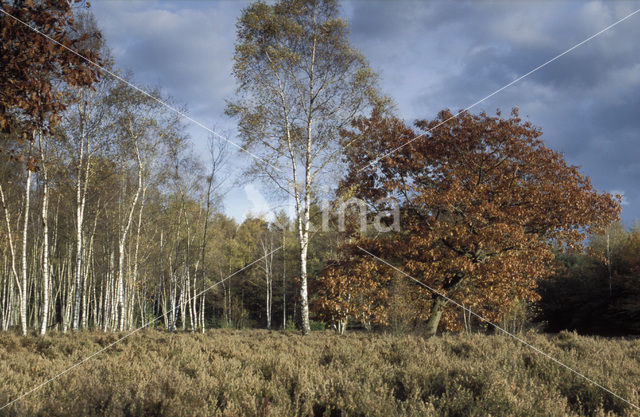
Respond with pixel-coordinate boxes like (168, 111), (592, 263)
(0, 69), (306, 333)
(1, 1), (347, 336)
(0, 67), (279, 333)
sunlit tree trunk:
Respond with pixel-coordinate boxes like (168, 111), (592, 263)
(168, 196), (184, 332)
(117, 146), (143, 331)
(425, 297), (447, 337)
(200, 278), (205, 333)
(168, 253), (177, 332)
(72, 98), (90, 331)
(0, 184), (19, 331)
(180, 271), (186, 331)
(282, 230), (286, 330)
(131, 185), (146, 329)
(62, 253), (73, 333)
(82, 207), (99, 329)
(184, 210), (192, 331)
(261, 235), (274, 330)
(20, 157), (32, 336)
(39, 134), (50, 336)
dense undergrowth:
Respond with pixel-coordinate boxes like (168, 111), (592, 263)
(0, 330), (638, 416)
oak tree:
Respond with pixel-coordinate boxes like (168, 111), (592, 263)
(0, 0), (101, 157)
(312, 248), (390, 333)
(335, 109), (620, 335)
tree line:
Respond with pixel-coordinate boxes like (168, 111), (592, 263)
(0, 0), (634, 338)
(0, 3), (315, 335)
(539, 223), (640, 336)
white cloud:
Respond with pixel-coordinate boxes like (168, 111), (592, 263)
(610, 190), (629, 206)
(243, 183), (272, 221)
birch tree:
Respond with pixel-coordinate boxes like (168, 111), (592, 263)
(197, 137), (228, 332)
(0, 172), (19, 331)
(107, 83), (181, 331)
(37, 133), (51, 335)
(19, 144), (33, 336)
(261, 231), (274, 330)
(227, 0), (385, 334)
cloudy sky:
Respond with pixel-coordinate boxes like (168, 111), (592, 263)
(91, 1), (640, 224)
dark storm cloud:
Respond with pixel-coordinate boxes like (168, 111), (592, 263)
(347, 0), (640, 223)
(91, 1), (244, 123)
(91, 1), (640, 222)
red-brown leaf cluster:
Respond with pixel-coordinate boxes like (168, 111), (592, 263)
(0, 0), (101, 153)
(314, 109), (620, 332)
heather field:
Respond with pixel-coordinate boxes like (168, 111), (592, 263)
(3, 1), (640, 416)
(0, 330), (639, 417)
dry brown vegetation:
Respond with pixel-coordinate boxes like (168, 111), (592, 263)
(0, 330), (639, 417)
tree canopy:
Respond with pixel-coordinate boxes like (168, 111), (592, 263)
(313, 108), (621, 335)
(0, 0), (101, 161)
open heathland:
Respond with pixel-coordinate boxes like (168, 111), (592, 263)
(0, 330), (639, 417)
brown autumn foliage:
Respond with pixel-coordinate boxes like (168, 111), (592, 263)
(0, 0), (101, 158)
(314, 109), (620, 334)
(312, 254), (391, 331)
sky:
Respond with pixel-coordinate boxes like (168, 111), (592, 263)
(90, 0), (640, 224)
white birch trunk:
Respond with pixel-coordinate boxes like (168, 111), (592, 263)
(131, 187), (146, 329)
(0, 184), (20, 331)
(39, 134), (50, 336)
(117, 146), (143, 331)
(20, 165), (32, 336)
(282, 230), (286, 330)
(72, 107), (88, 331)
(82, 217), (97, 329)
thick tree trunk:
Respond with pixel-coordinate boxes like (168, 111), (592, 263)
(200, 279), (205, 333)
(116, 240), (127, 331)
(183, 212), (191, 331)
(261, 237), (274, 331)
(180, 272), (187, 331)
(266, 277), (272, 330)
(228, 283), (231, 326)
(72, 199), (83, 329)
(296, 24), (317, 337)
(425, 296), (447, 337)
(298, 231), (310, 335)
(291, 153), (311, 335)
(167, 201), (183, 332)
(168, 256), (177, 332)
(297, 172), (312, 335)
